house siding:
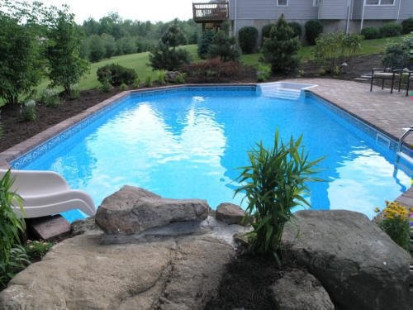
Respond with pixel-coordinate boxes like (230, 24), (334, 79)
(318, 0), (349, 20)
(363, 2), (399, 20)
(399, 0), (413, 20)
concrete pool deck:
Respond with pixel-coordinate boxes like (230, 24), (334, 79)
(1, 79), (413, 209)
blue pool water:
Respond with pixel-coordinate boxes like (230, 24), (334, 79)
(13, 86), (413, 222)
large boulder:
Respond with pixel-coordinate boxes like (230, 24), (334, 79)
(282, 210), (413, 310)
(0, 232), (235, 309)
(271, 269), (334, 310)
(95, 186), (210, 234)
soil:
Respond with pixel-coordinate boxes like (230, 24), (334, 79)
(0, 54), (382, 307)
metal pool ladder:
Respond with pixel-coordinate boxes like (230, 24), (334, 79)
(395, 125), (413, 166)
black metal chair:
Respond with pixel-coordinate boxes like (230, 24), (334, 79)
(370, 68), (398, 93)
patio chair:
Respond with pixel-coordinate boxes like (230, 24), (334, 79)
(0, 169), (96, 218)
(370, 68), (398, 93)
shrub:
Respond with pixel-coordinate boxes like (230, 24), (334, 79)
(382, 42), (410, 68)
(0, 170), (27, 289)
(119, 83), (128, 91)
(261, 24), (274, 45)
(256, 64), (271, 82)
(156, 71), (167, 85)
(100, 80), (112, 93)
(25, 240), (53, 262)
(208, 31), (240, 62)
(305, 20), (323, 45)
(235, 131), (323, 260)
(380, 22), (402, 38)
(238, 26), (258, 54)
(175, 72), (186, 84)
(198, 30), (215, 59)
(262, 14), (301, 74)
(288, 22), (302, 39)
(145, 76), (153, 87)
(40, 88), (60, 107)
(402, 17), (413, 34)
(149, 43), (192, 71)
(21, 99), (37, 121)
(377, 201), (410, 251)
(97, 64), (137, 87)
(314, 32), (362, 74)
(361, 27), (381, 40)
(182, 58), (241, 82)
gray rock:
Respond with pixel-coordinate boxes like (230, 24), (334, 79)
(0, 232), (235, 309)
(282, 210), (412, 310)
(216, 203), (247, 225)
(71, 216), (101, 236)
(95, 186), (210, 234)
(271, 269), (334, 310)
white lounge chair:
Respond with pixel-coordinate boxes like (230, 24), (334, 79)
(0, 169), (96, 218)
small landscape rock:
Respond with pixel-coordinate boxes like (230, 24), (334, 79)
(216, 203), (248, 225)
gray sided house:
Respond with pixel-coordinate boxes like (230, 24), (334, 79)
(193, 0), (413, 41)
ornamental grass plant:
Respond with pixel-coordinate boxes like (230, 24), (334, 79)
(235, 131), (324, 263)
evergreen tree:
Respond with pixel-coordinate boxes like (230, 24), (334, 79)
(262, 14), (300, 74)
(198, 30), (214, 59)
(208, 31), (240, 62)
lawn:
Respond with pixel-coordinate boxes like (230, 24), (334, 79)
(36, 34), (410, 93)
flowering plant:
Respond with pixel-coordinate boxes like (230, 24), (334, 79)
(377, 201), (411, 251)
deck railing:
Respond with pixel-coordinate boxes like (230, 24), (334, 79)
(192, 2), (229, 22)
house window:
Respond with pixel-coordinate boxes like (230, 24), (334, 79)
(365, 0), (395, 5)
(277, 0), (288, 6)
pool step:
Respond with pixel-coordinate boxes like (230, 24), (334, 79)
(259, 85), (302, 100)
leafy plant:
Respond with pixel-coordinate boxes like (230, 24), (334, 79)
(183, 58), (241, 82)
(100, 80), (112, 93)
(256, 63), (271, 82)
(382, 42), (410, 69)
(24, 240), (54, 262)
(235, 131), (324, 260)
(0, 245), (30, 290)
(262, 14), (301, 74)
(145, 75), (153, 87)
(0, 169), (27, 288)
(175, 72), (186, 84)
(361, 27), (381, 40)
(156, 70), (167, 85)
(238, 26), (258, 54)
(40, 88), (61, 107)
(261, 24), (274, 45)
(377, 201), (410, 251)
(119, 83), (128, 91)
(20, 99), (37, 121)
(314, 32), (362, 75)
(379, 22), (402, 38)
(305, 20), (323, 45)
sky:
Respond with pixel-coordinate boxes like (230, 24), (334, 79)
(35, 0), (196, 23)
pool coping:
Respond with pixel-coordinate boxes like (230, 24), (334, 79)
(1, 82), (412, 211)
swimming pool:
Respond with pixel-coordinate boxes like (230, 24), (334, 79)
(11, 85), (413, 222)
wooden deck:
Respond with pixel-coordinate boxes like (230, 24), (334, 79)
(192, 2), (229, 23)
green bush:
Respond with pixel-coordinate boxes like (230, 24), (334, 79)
(20, 99), (37, 121)
(261, 24), (274, 45)
(0, 170), (27, 289)
(256, 64), (271, 82)
(40, 88), (61, 107)
(208, 31), (240, 62)
(314, 32), (362, 75)
(361, 27), (381, 40)
(97, 63), (137, 87)
(305, 20), (323, 45)
(382, 42), (410, 68)
(402, 17), (413, 34)
(262, 14), (301, 74)
(238, 26), (258, 54)
(25, 240), (53, 262)
(145, 76), (153, 87)
(288, 22), (302, 39)
(198, 30), (215, 59)
(156, 70), (167, 85)
(380, 22), (402, 38)
(235, 131), (323, 260)
(149, 43), (192, 71)
(119, 83), (128, 91)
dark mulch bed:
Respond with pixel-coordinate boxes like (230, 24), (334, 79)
(205, 254), (283, 309)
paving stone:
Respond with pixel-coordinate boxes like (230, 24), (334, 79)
(28, 215), (71, 241)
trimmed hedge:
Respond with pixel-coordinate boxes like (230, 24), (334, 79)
(97, 63), (137, 86)
(305, 20), (323, 45)
(361, 27), (381, 40)
(238, 26), (258, 54)
(402, 17), (413, 34)
(288, 22), (302, 39)
(380, 22), (402, 38)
